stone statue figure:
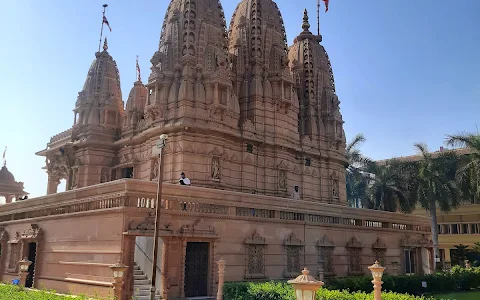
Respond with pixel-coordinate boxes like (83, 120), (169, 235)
(152, 160), (159, 180)
(211, 158), (220, 180)
(332, 179), (339, 198)
(101, 169), (110, 183)
(279, 170), (287, 189)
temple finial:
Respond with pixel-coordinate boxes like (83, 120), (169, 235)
(103, 37), (108, 51)
(302, 9), (311, 32)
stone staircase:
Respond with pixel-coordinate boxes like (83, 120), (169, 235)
(133, 263), (160, 300)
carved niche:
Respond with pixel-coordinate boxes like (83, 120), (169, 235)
(346, 237), (363, 275)
(0, 228), (8, 274)
(284, 233), (304, 277)
(244, 230), (266, 279)
(7, 232), (21, 272)
(150, 158), (159, 181)
(331, 172), (340, 200)
(211, 156), (221, 181)
(101, 168), (111, 183)
(317, 235), (335, 275)
(278, 169), (287, 190)
(372, 238), (387, 266)
(400, 234), (421, 248)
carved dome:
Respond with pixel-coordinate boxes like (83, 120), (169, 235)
(76, 41), (123, 111)
(228, 0), (288, 69)
(0, 166), (15, 182)
(125, 81), (147, 112)
(149, 0), (229, 76)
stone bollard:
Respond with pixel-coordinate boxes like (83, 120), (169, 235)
(216, 258), (226, 300)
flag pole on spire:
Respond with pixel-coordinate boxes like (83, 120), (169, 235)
(136, 55), (141, 82)
(2, 146), (7, 167)
(317, 0), (320, 35)
(98, 4), (111, 53)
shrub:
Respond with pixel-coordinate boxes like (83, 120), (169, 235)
(0, 284), (92, 300)
(324, 267), (480, 295)
(223, 281), (435, 300)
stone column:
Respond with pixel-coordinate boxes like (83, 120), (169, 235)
(47, 176), (60, 195)
(216, 259), (226, 300)
(5, 195), (13, 204)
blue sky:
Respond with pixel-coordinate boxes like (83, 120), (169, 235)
(0, 0), (478, 198)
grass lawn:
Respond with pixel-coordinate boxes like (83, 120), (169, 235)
(434, 291), (480, 300)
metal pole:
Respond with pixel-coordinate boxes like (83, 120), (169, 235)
(98, 4), (108, 52)
(150, 144), (165, 300)
(317, 0), (320, 36)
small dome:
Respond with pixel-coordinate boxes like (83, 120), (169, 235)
(0, 166), (15, 182)
(126, 81), (147, 112)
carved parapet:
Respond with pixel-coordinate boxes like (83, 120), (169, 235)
(49, 128), (73, 144)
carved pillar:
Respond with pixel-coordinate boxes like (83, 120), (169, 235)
(4, 195), (13, 204)
(216, 259), (226, 300)
(121, 236), (135, 300)
(46, 175), (60, 195)
(160, 237), (170, 299)
(179, 238), (187, 299)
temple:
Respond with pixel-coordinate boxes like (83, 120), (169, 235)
(0, 150), (28, 204)
(0, 1), (432, 299)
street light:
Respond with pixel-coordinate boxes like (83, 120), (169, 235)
(287, 268), (324, 300)
(150, 134), (168, 300)
(18, 258), (32, 287)
(110, 261), (128, 300)
(368, 261), (385, 300)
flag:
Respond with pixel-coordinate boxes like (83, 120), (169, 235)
(103, 15), (112, 32)
(323, 0), (329, 12)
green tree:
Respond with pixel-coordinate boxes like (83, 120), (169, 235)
(409, 143), (460, 270)
(345, 134), (372, 208)
(451, 244), (469, 266)
(445, 132), (480, 203)
(363, 160), (415, 212)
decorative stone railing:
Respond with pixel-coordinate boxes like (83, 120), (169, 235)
(49, 128), (72, 144)
(0, 179), (431, 233)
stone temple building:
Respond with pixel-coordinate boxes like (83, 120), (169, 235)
(0, 1), (432, 299)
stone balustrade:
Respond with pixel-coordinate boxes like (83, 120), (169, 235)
(0, 179), (431, 233)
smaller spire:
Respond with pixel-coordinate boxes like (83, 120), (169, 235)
(103, 37), (108, 51)
(302, 9), (311, 33)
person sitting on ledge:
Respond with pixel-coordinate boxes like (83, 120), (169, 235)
(179, 172), (191, 186)
(291, 185), (300, 200)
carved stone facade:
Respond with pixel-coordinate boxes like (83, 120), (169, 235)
(346, 237), (363, 275)
(244, 231), (266, 279)
(36, 0), (347, 204)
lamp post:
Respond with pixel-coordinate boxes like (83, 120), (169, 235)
(368, 261), (385, 300)
(110, 261), (128, 300)
(216, 258), (226, 300)
(150, 134), (168, 300)
(18, 258), (32, 287)
(287, 268), (324, 300)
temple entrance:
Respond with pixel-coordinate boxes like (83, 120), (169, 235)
(25, 242), (37, 288)
(184, 242), (209, 297)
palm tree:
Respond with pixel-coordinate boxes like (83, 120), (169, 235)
(363, 160), (415, 213)
(409, 143), (460, 271)
(445, 132), (480, 202)
(345, 134), (372, 208)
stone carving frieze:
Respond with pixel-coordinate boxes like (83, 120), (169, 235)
(21, 224), (42, 240)
(346, 237), (362, 249)
(211, 157), (221, 181)
(400, 234), (421, 248)
(372, 237), (387, 249)
(244, 230), (266, 245)
(179, 218), (217, 237)
(317, 235), (334, 248)
(418, 234), (433, 248)
(284, 233), (303, 246)
(8, 232), (20, 244)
